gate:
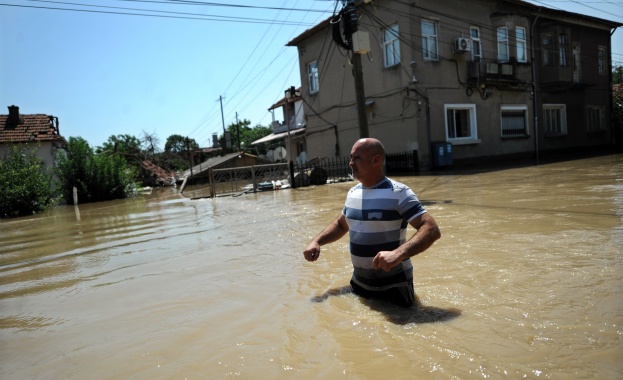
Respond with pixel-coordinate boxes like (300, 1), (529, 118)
(209, 163), (290, 197)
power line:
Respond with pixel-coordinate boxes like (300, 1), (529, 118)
(0, 0), (321, 25)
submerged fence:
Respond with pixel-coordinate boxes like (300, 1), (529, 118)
(187, 150), (419, 198)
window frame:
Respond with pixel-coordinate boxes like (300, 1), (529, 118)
(559, 34), (569, 67)
(542, 33), (553, 66)
(543, 104), (567, 136)
(382, 24), (401, 68)
(500, 105), (529, 138)
(444, 104), (478, 142)
(598, 46), (607, 75)
(516, 27), (527, 63)
(307, 60), (319, 94)
(587, 105), (606, 132)
(470, 26), (482, 60)
(497, 26), (509, 62)
(421, 19), (439, 61)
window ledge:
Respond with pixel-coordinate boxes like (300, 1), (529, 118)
(544, 133), (568, 138)
(501, 135), (530, 140)
(449, 139), (481, 146)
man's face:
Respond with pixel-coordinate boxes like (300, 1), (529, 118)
(349, 142), (374, 182)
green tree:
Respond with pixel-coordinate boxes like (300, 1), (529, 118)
(165, 134), (198, 153)
(56, 137), (138, 204)
(0, 145), (58, 217)
(613, 65), (623, 151)
(222, 120), (272, 154)
(96, 134), (142, 157)
(613, 64), (623, 84)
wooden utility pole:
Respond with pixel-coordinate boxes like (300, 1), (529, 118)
(219, 95), (227, 152)
(235, 112), (241, 151)
(346, 1), (369, 138)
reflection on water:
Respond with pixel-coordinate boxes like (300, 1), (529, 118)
(1, 154), (622, 379)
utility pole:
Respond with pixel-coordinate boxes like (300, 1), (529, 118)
(219, 95), (227, 153)
(235, 112), (241, 152)
(345, 1), (369, 138)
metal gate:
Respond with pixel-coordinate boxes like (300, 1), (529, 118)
(209, 163), (290, 197)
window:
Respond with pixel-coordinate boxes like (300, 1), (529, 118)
(559, 34), (569, 67)
(307, 61), (319, 94)
(516, 27), (527, 63)
(501, 105), (528, 137)
(497, 27), (509, 62)
(543, 104), (567, 135)
(542, 33), (553, 65)
(587, 106), (605, 132)
(422, 20), (438, 61)
(598, 46), (607, 75)
(383, 24), (400, 67)
(445, 104), (478, 141)
(470, 27), (482, 60)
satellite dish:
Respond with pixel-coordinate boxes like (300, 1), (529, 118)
(266, 149), (275, 161)
(274, 147), (287, 161)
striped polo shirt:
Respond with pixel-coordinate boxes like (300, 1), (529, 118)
(342, 177), (426, 292)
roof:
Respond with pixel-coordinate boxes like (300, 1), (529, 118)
(268, 87), (303, 111)
(0, 111), (66, 145)
(182, 151), (274, 178)
(286, 1), (621, 47)
(251, 127), (306, 145)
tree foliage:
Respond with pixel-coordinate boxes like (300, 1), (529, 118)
(56, 137), (138, 204)
(613, 65), (623, 84)
(0, 145), (58, 217)
(613, 65), (623, 135)
(221, 120), (272, 155)
(95, 134), (142, 157)
(165, 134), (198, 153)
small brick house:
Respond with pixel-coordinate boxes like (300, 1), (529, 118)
(0, 105), (67, 171)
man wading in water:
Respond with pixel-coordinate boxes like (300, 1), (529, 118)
(303, 138), (441, 308)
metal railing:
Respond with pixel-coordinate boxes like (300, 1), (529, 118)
(194, 151), (420, 197)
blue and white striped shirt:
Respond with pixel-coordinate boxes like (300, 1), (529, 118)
(342, 178), (426, 291)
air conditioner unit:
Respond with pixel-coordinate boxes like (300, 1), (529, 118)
(454, 37), (471, 53)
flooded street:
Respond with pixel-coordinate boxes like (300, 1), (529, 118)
(1, 154), (622, 379)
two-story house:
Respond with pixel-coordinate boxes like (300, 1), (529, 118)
(286, 0), (621, 169)
(252, 87), (307, 163)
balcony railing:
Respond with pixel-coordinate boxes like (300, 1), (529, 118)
(468, 60), (516, 82)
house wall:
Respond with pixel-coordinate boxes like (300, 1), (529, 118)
(293, 0), (619, 169)
(0, 141), (62, 173)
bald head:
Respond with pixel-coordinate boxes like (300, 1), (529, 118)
(350, 138), (386, 186)
(354, 138), (385, 161)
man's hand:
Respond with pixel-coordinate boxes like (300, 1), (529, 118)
(373, 250), (403, 272)
(303, 242), (321, 262)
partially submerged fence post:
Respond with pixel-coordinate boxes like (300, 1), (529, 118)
(208, 168), (215, 198)
(289, 161), (296, 189)
(251, 165), (257, 193)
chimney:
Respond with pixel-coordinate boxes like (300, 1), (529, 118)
(7, 105), (20, 124)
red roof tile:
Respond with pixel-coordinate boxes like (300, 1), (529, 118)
(0, 112), (67, 145)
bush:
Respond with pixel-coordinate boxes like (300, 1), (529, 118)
(0, 145), (58, 217)
(56, 137), (138, 204)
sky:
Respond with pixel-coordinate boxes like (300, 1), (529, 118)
(1, 0), (622, 151)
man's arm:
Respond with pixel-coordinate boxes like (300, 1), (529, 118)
(303, 214), (349, 262)
(372, 213), (441, 272)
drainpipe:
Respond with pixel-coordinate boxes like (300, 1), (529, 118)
(426, 97), (432, 169)
(530, 11), (541, 165)
(609, 27), (617, 147)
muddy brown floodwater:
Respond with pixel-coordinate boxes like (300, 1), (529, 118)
(1, 154), (622, 379)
